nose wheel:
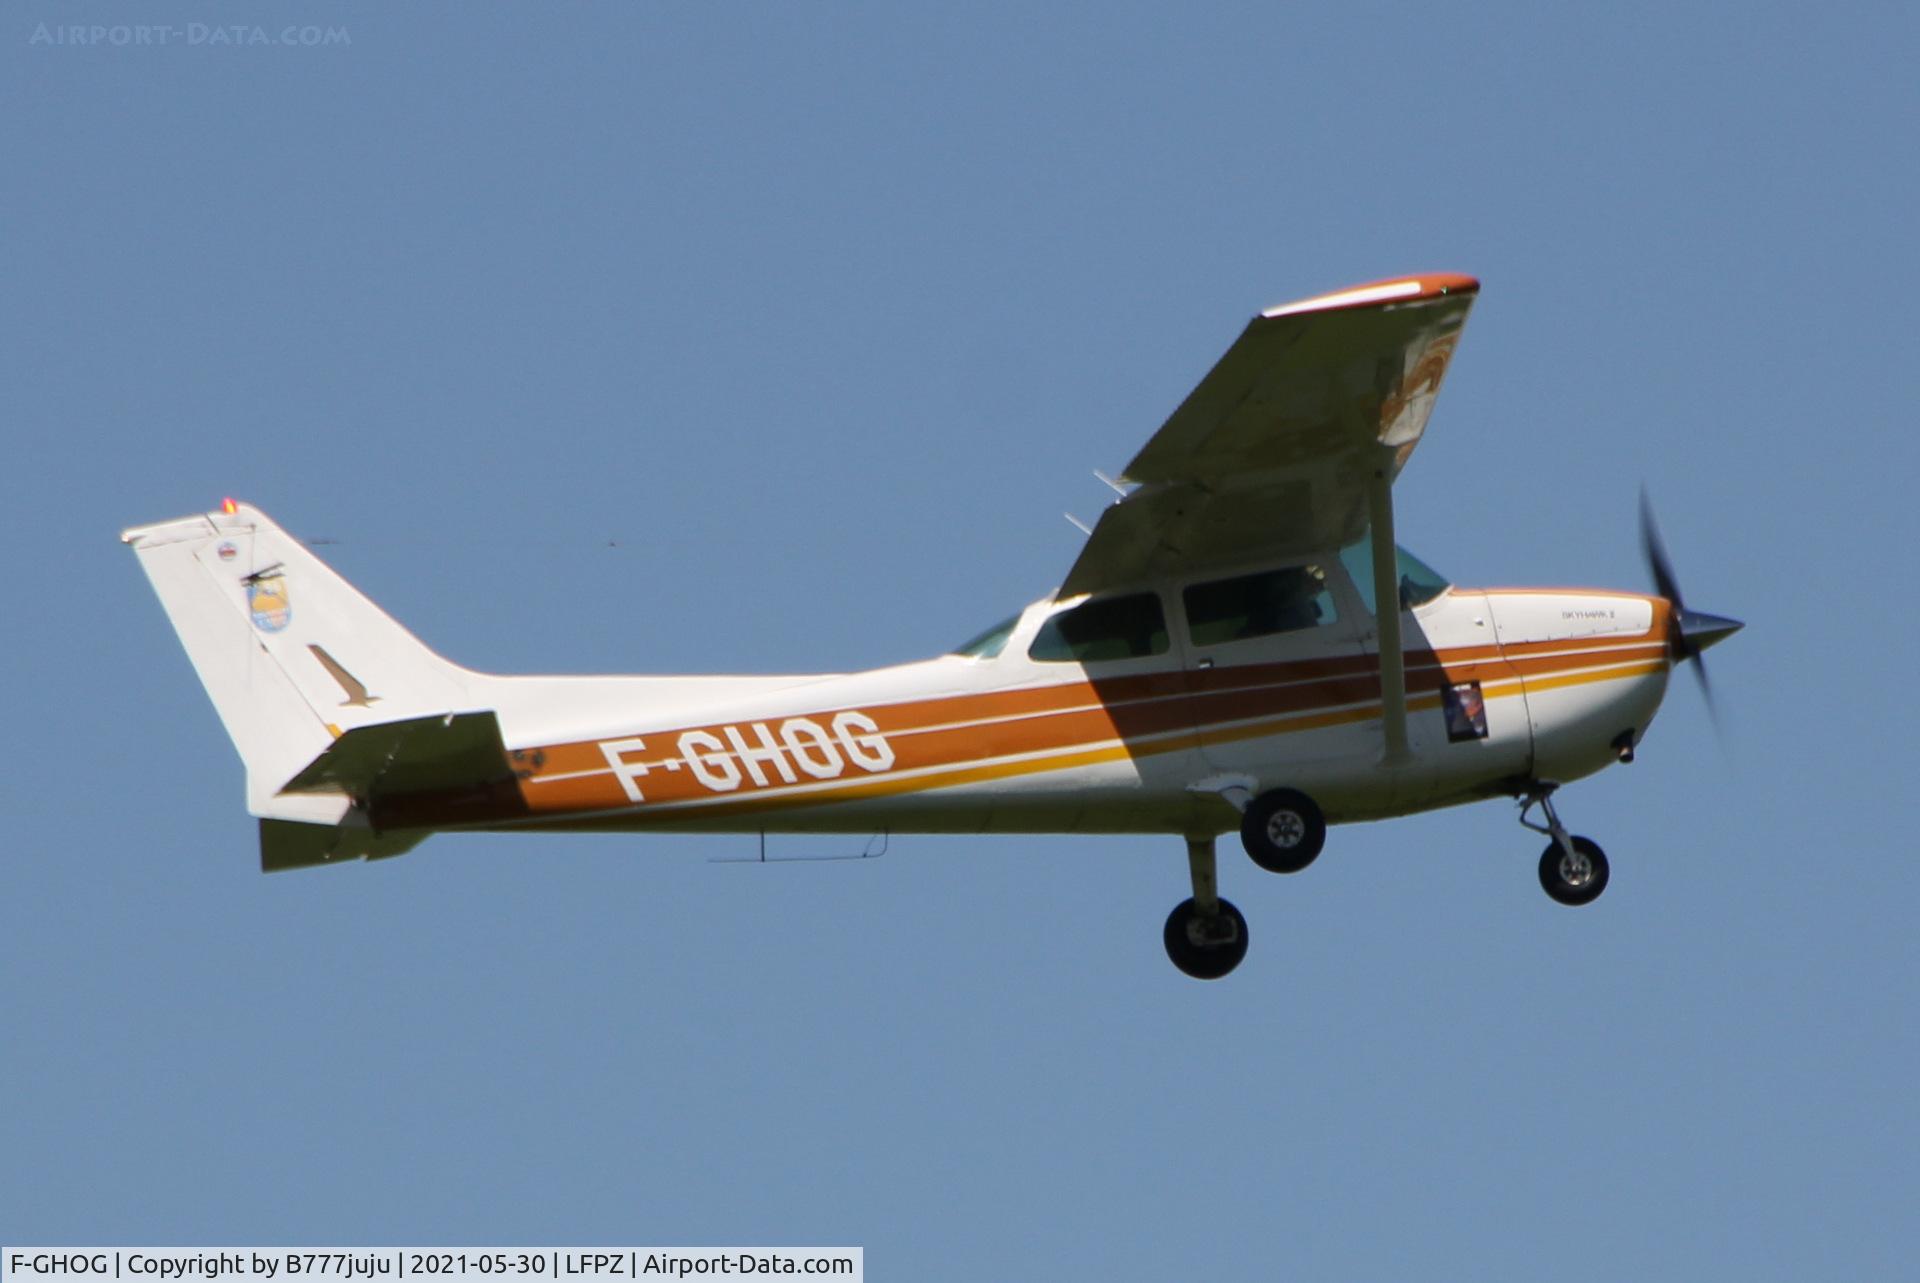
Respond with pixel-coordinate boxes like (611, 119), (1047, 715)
(1519, 786), (1610, 906)
(1538, 835), (1609, 905)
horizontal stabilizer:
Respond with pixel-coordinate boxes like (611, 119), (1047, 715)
(260, 818), (428, 873)
(280, 710), (530, 833)
(282, 711), (512, 796)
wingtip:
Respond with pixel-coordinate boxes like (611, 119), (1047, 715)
(1261, 273), (1480, 319)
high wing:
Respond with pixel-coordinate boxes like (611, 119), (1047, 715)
(1061, 274), (1479, 598)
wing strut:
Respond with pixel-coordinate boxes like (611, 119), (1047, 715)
(1366, 456), (1411, 764)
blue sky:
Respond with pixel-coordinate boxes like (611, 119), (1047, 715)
(4, 2), (1916, 1277)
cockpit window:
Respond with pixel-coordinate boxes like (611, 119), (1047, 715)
(1338, 537), (1452, 614)
(951, 613), (1020, 659)
(1184, 565), (1338, 647)
(1029, 592), (1169, 663)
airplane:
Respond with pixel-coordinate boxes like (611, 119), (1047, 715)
(123, 272), (1742, 979)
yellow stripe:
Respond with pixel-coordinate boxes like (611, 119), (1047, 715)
(1516, 659), (1666, 696)
(556, 661), (1667, 825)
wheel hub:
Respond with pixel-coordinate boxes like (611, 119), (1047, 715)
(1267, 811), (1305, 848)
(1559, 851), (1593, 886)
(1186, 913), (1240, 948)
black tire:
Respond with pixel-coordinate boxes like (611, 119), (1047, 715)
(1163, 897), (1249, 980)
(1538, 836), (1610, 906)
(1240, 788), (1327, 874)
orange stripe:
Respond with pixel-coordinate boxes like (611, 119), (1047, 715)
(509, 637), (1666, 824)
(530, 659), (1669, 831)
(521, 624), (1667, 781)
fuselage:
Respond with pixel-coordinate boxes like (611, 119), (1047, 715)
(434, 552), (1675, 843)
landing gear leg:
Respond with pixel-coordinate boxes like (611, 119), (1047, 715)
(1163, 836), (1248, 980)
(1519, 785), (1610, 906)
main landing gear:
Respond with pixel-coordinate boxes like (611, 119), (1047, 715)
(1519, 785), (1610, 907)
(1164, 785), (1324, 980)
(1240, 787), (1326, 874)
(1164, 836), (1249, 980)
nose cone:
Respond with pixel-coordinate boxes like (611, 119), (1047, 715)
(1679, 608), (1743, 655)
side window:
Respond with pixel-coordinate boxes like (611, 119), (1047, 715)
(1184, 565), (1338, 648)
(1337, 540), (1452, 614)
(950, 614), (1020, 659)
(1029, 593), (1169, 663)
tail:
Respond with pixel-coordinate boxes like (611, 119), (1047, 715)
(122, 501), (496, 868)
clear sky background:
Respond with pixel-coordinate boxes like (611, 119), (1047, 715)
(3, 2), (1915, 1278)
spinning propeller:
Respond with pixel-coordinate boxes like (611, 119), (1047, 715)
(1639, 487), (1742, 723)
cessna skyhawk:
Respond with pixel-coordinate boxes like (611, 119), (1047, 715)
(124, 274), (1741, 978)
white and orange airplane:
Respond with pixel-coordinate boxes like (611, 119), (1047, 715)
(124, 273), (1740, 978)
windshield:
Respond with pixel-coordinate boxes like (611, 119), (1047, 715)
(1338, 537), (1452, 614)
(950, 613), (1019, 659)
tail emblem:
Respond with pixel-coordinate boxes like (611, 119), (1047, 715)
(247, 569), (291, 632)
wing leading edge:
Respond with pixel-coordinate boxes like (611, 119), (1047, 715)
(1061, 273), (1478, 598)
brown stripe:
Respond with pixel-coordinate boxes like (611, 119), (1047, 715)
(509, 635), (1667, 822)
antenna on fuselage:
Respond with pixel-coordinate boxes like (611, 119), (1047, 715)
(710, 830), (891, 864)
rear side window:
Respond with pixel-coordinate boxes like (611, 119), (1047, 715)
(1184, 565), (1337, 647)
(951, 614), (1019, 659)
(1029, 593), (1169, 663)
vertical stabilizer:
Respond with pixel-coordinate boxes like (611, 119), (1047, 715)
(122, 502), (479, 818)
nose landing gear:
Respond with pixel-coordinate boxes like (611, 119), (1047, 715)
(1519, 785), (1610, 906)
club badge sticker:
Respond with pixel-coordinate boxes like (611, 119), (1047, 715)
(247, 571), (292, 632)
